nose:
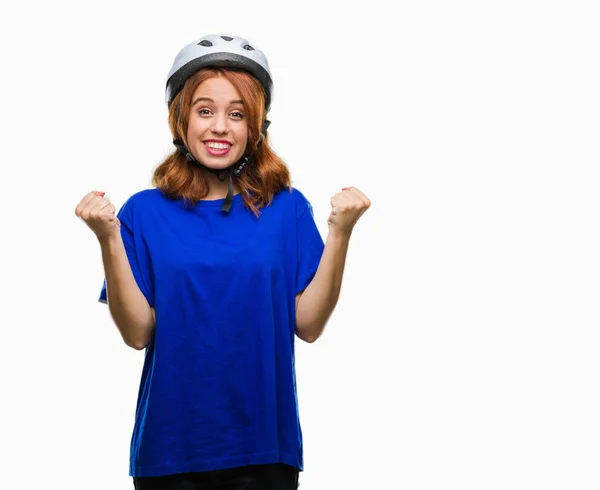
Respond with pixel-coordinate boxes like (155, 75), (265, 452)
(211, 112), (229, 135)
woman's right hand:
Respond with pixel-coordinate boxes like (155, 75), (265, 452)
(75, 190), (121, 240)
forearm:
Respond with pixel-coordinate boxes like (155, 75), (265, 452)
(99, 234), (155, 350)
(295, 230), (350, 342)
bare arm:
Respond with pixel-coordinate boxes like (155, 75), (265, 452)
(99, 233), (155, 350)
(294, 186), (370, 343)
(295, 230), (349, 343)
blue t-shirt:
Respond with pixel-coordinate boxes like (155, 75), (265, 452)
(98, 187), (324, 478)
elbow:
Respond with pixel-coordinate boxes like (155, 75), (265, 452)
(297, 333), (317, 344)
(297, 333), (316, 344)
(116, 308), (156, 351)
(123, 331), (149, 351)
(122, 322), (155, 351)
(127, 339), (145, 351)
(128, 336), (150, 350)
(130, 326), (155, 350)
(295, 322), (322, 344)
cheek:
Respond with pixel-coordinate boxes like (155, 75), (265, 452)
(187, 116), (206, 137)
(237, 132), (249, 153)
(185, 121), (195, 141)
(237, 125), (249, 144)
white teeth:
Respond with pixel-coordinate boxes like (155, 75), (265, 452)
(205, 142), (231, 149)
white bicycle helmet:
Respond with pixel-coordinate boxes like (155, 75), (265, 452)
(166, 34), (273, 111)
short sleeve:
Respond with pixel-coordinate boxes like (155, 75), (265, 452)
(296, 194), (325, 294)
(98, 195), (154, 307)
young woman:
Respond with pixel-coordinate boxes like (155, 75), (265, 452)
(75, 34), (370, 489)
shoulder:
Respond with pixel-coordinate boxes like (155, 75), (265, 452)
(126, 188), (161, 204)
(117, 188), (163, 222)
(121, 188), (163, 209)
(272, 187), (314, 219)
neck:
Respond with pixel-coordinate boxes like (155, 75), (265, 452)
(201, 169), (241, 200)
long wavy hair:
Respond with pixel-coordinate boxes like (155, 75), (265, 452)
(152, 68), (292, 217)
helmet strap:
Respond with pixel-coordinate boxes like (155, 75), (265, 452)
(172, 121), (269, 213)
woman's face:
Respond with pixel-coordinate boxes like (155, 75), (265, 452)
(186, 76), (248, 170)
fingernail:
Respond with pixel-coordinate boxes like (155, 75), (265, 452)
(342, 187), (349, 191)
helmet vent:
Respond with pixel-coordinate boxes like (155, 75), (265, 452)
(167, 35), (273, 111)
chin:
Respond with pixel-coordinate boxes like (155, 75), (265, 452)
(203, 153), (243, 167)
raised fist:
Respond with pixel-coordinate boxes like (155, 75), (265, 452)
(75, 190), (121, 240)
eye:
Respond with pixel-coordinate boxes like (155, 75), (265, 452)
(230, 111), (245, 119)
(198, 108), (211, 116)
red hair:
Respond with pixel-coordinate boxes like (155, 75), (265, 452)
(152, 68), (291, 216)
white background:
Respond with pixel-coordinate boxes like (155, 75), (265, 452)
(1, 0), (599, 489)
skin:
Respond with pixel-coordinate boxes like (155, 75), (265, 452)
(186, 76), (248, 200)
(76, 77), (372, 345)
(294, 186), (371, 342)
(184, 77), (373, 342)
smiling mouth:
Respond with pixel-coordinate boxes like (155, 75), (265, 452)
(204, 142), (232, 155)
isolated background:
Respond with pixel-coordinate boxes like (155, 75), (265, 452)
(1, 0), (599, 489)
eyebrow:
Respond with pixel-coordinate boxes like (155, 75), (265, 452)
(191, 97), (244, 106)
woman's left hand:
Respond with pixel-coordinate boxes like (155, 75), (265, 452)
(327, 186), (371, 238)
